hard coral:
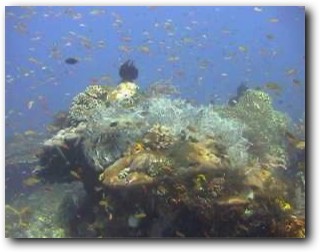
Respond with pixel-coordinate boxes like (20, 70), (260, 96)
(218, 89), (288, 158)
(100, 151), (169, 189)
(187, 141), (223, 169)
(68, 85), (110, 126)
(143, 124), (177, 150)
(168, 140), (228, 174)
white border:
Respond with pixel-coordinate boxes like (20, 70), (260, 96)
(1, 0), (317, 250)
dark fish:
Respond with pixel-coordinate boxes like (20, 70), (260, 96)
(119, 60), (138, 82)
(292, 79), (302, 86)
(65, 57), (79, 65)
(23, 176), (41, 187)
(228, 82), (249, 106)
(109, 121), (118, 127)
(266, 34), (274, 40)
(237, 82), (249, 96)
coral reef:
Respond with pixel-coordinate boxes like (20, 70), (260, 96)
(32, 80), (304, 238)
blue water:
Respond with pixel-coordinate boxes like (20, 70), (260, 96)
(5, 6), (305, 137)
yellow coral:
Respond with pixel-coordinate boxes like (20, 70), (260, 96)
(194, 174), (207, 191)
(110, 81), (138, 101)
(129, 142), (145, 155)
(118, 82), (138, 91)
(187, 142), (222, 168)
(196, 174), (207, 183)
(275, 197), (292, 211)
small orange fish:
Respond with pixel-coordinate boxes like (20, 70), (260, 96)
(186, 125), (197, 133)
(269, 18), (279, 23)
(121, 36), (132, 42)
(59, 143), (70, 150)
(24, 130), (37, 136)
(118, 45), (132, 53)
(264, 82), (282, 91)
(138, 45), (151, 54)
(238, 45), (248, 52)
(292, 79), (302, 86)
(99, 199), (108, 207)
(217, 196), (249, 206)
(44, 186), (53, 192)
(181, 37), (193, 44)
(27, 100), (35, 110)
(167, 55), (180, 62)
(286, 68), (297, 76)
(295, 141), (305, 150)
(23, 176), (41, 187)
(285, 131), (305, 150)
(175, 231), (186, 237)
(70, 170), (81, 180)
